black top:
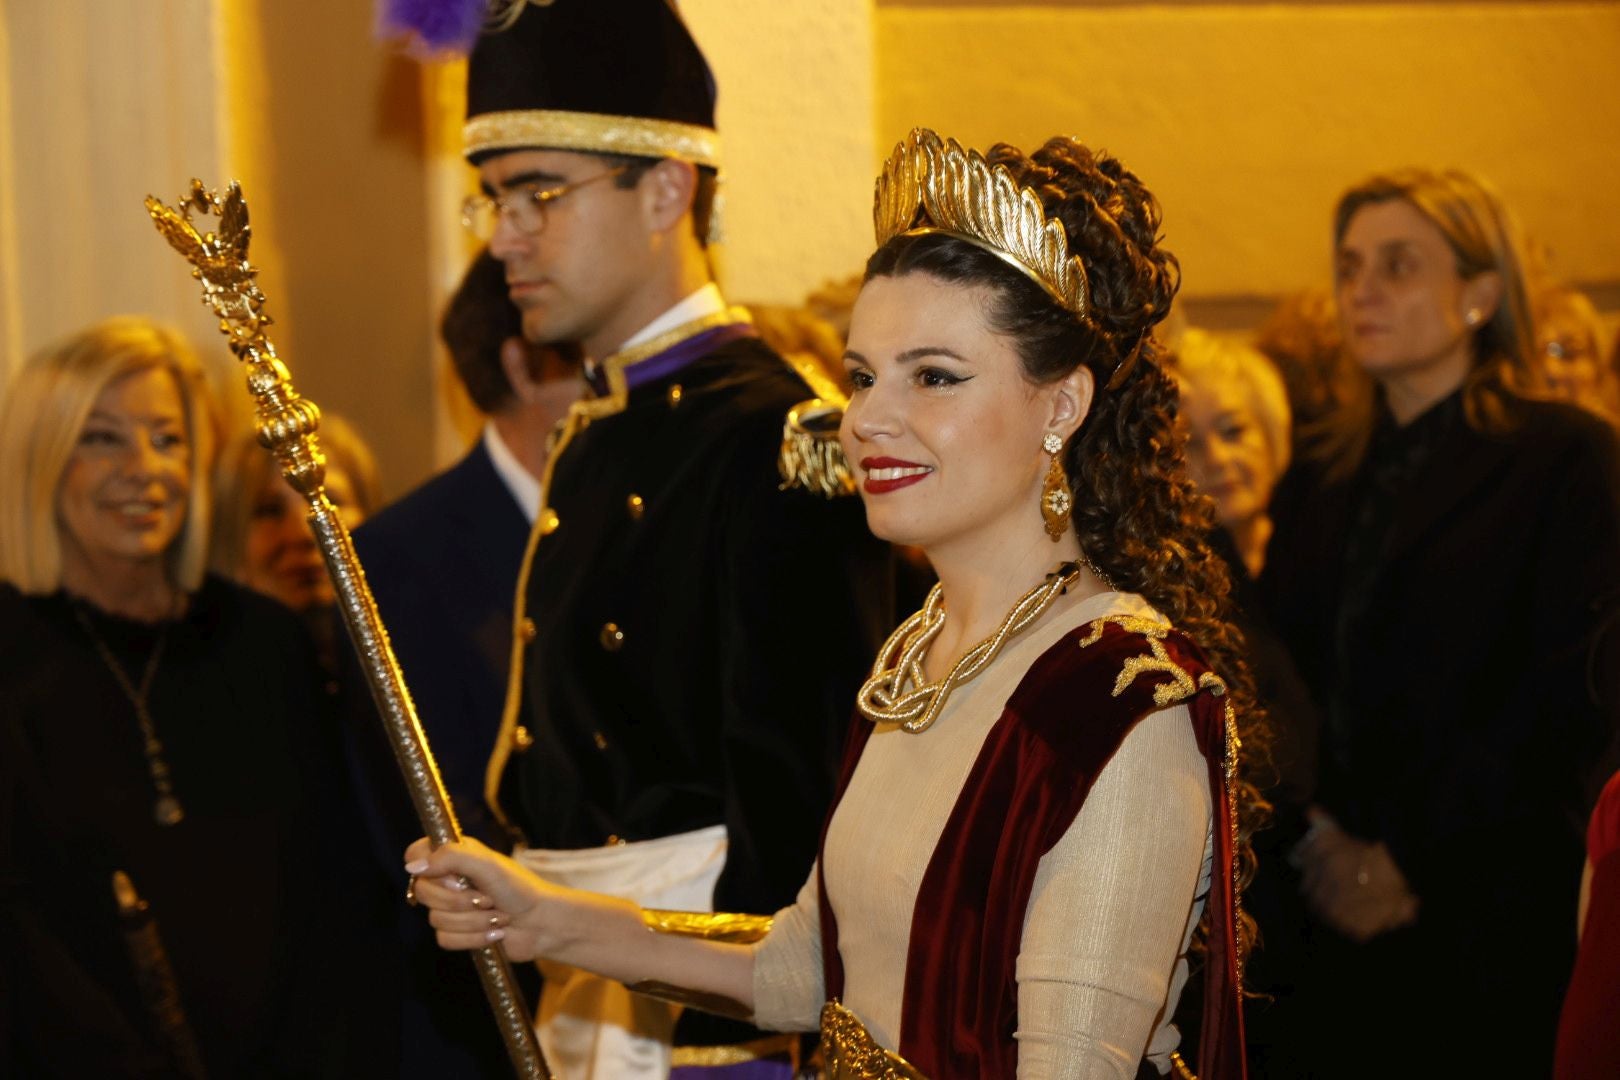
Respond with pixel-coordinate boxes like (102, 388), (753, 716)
(1327, 389), (1462, 775)
(499, 336), (893, 1045)
(0, 575), (350, 1078)
(1208, 525), (1320, 818)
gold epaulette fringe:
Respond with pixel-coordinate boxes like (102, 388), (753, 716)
(779, 398), (855, 498)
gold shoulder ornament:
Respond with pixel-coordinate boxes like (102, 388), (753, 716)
(777, 348), (855, 498)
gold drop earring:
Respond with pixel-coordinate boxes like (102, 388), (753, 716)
(1040, 432), (1072, 541)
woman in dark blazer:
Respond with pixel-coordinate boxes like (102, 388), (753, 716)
(1259, 168), (1620, 1078)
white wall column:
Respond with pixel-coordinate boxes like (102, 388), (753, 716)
(680, 0), (878, 307)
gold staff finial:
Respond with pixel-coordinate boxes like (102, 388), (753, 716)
(145, 179), (551, 1080)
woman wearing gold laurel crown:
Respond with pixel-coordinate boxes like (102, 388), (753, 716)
(408, 129), (1266, 1079)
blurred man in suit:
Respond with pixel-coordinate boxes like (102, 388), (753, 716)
(345, 249), (578, 1077)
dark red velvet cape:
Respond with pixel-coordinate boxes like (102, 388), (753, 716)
(819, 618), (1246, 1079)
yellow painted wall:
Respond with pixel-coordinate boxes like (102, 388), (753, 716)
(15, 3), (1617, 490)
(225, 1), (439, 497)
(682, 0), (878, 307)
(3, 1), (225, 368)
(876, 2), (1620, 304)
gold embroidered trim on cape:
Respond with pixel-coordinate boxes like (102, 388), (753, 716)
(465, 109), (722, 167)
(1078, 614), (1245, 986)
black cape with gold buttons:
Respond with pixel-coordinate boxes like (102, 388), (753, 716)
(492, 332), (894, 1046)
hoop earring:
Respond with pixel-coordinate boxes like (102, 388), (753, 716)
(1040, 432), (1072, 541)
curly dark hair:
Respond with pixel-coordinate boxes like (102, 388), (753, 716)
(864, 136), (1271, 971)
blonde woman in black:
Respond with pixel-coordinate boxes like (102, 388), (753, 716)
(0, 318), (353, 1077)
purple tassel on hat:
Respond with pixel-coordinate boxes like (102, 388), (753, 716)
(376, 0), (490, 57)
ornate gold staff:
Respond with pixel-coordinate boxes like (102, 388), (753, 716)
(144, 180), (550, 1080)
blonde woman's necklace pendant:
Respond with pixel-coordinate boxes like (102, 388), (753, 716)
(71, 600), (186, 827)
(153, 795), (184, 827)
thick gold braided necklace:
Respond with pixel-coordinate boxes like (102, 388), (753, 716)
(857, 562), (1082, 733)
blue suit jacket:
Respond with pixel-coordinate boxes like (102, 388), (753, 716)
(352, 437), (529, 845)
(343, 437), (535, 1078)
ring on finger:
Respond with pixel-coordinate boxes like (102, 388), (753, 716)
(405, 875), (419, 906)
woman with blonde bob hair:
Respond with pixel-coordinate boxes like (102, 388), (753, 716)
(0, 316), (353, 1075)
(0, 317), (216, 601)
(1260, 169), (1620, 1077)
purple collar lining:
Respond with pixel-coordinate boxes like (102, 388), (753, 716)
(587, 322), (758, 398)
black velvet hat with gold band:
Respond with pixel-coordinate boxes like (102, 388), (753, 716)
(463, 0), (721, 168)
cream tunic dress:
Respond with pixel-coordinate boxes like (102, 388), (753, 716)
(752, 590), (1214, 1078)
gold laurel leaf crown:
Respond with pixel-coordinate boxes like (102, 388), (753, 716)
(874, 128), (1089, 320)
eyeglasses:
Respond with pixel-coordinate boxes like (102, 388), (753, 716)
(460, 164), (632, 240)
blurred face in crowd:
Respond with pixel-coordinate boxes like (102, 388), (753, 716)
(243, 467), (362, 613)
(482, 148), (658, 359)
(840, 273), (1089, 564)
(1537, 300), (1606, 407)
(1180, 376), (1278, 535)
(57, 366), (192, 581)
(1335, 199), (1483, 392)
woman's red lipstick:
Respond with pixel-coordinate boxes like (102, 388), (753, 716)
(861, 456), (933, 494)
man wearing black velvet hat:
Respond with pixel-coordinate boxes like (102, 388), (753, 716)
(450, 1), (892, 1076)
